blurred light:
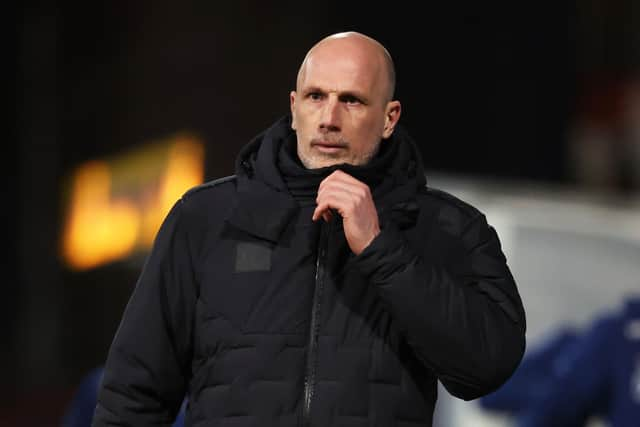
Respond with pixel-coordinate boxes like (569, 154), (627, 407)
(62, 134), (205, 271)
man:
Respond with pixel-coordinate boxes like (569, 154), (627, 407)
(93, 31), (526, 426)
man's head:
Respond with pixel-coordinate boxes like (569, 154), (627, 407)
(290, 31), (401, 169)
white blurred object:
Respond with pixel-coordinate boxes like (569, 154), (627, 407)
(429, 173), (640, 427)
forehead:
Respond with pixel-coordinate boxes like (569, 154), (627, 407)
(299, 48), (384, 96)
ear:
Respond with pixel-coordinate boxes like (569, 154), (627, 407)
(382, 100), (401, 139)
(289, 91), (297, 130)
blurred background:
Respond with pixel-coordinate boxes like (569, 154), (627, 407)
(9, 1), (640, 426)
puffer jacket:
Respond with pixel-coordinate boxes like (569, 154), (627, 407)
(93, 115), (526, 427)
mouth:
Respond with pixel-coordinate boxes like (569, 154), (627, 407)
(311, 140), (348, 154)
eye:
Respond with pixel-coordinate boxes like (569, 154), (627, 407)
(341, 95), (362, 105)
(308, 92), (324, 101)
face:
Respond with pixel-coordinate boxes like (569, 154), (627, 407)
(290, 38), (401, 169)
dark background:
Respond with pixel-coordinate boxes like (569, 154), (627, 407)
(8, 1), (639, 424)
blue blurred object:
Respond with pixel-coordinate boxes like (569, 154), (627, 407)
(481, 296), (640, 427)
(480, 327), (582, 413)
(60, 367), (104, 427)
(61, 366), (186, 427)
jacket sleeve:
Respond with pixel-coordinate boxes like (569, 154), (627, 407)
(353, 212), (526, 400)
(92, 199), (197, 426)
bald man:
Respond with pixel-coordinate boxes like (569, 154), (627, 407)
(93, 32), (526, 427)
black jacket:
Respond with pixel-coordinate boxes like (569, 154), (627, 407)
(93, 116), (526, 427)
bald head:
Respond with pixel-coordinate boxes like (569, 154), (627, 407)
(296, 32), (396, 102)
(289, 31), (402, 168)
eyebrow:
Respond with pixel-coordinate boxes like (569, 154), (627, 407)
(302, 86), (370, 104)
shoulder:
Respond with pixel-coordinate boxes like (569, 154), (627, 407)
(182, 175), (237, 202)
(177, 175), (237, 209)
(166, 175), (238, 227)
(420, 186), (483, 217)
(416, 185), (485, 234)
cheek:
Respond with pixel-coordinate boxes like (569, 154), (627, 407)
(351, 120), (385, 156)
(295, 120), (311, 141)
(353, 115), (384, 140)
(294, 109), (313, 131)
(298, 110), (324, 139)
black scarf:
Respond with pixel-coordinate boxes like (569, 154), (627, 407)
(230, 116), (425, 241)
(277, 133), (404, 206)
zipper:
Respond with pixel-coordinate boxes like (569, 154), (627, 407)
(302, 218), (332, 426)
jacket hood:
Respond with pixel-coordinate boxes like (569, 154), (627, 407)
(227, 114), (426, 242)
(235, 114), (426, 192)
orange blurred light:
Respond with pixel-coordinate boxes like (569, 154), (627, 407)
(142, 136), (205, 247)
(61, 134), (205, 271)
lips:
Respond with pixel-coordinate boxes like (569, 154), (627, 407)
(312, 141), (347, 154)
(311, 140), (347, 149)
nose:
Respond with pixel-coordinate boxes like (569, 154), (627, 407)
(319, 94), (341, 132)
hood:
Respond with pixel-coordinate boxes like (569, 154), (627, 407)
(227, 114), (427, 242)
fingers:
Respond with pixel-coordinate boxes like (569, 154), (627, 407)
(318, 170), (368, 194)
(311, 170), (380, 254)
(312, 192), (351, 222)
(312, 205), (332, 222)
(312, 171), (373, 223)
(317, 172), (370, 206)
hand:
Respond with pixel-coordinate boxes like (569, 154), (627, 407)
(312, 170), (380, 255)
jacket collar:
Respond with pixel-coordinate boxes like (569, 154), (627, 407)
(226, 175), (299, 242)
(226, 115), (426, 242)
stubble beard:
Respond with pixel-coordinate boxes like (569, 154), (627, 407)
(297, 140), (381, 170)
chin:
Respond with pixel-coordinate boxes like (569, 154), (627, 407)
(299, 154), (342, 169)
(313, 157), (353, 169)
